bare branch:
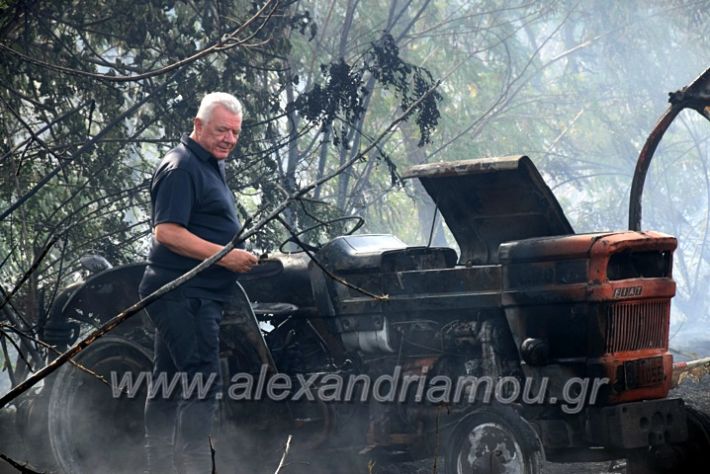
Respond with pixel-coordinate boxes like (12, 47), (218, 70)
(0, 71), (178, 222)
(0, 453), (44, 474)
(0, 332), (16, 386)
(0, 235), (59, 314)
(210, 436), (217, 474)
(276, 215), (388, 300)
(273, 434), (293, 474)
(0, 329), (34, 375)
(3, 322), (109, 387)
(0, 99), (93, 164)
(0, 95), (71, 169)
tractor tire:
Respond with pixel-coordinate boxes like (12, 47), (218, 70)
(444, 406), (543, 474)
(47, 336), (152, 473)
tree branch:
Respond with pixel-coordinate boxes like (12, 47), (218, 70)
(0, 453), (44, 474)
(0, 99), (93, 164)
(276, 215), (388, 300)
(273, 434), (293, 474)
(0, 235), (58, 314)
(0, 0), (279, 83)
(0, 71), (179, 222)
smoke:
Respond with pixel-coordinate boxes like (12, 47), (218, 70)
(47, 366), (147, 474)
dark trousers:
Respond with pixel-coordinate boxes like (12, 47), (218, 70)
(143, 290), (223, 474)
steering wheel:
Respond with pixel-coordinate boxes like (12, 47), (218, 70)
(278, 216), (365, 254)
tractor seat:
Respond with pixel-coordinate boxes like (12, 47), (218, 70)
(251, 302), (299, 318)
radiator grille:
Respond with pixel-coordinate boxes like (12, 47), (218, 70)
(605, 300), (669, 353)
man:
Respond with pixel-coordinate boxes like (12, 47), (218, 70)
(139, 92), (258, 473)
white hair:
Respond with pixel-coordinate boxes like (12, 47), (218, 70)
(195, 92), (243, 122)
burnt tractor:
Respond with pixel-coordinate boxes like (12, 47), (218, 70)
(7, 69), (710, 473)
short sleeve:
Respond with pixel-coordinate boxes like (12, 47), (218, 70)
(151, 169), (195, 227)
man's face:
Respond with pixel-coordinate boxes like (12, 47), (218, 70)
(193, 105), (242, 160)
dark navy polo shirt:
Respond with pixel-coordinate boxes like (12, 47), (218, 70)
(139, 135), (243, 301)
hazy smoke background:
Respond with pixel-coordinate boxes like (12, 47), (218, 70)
(2, 1), (710, 472)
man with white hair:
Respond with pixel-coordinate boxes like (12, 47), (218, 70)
(139, 92), (258, 473)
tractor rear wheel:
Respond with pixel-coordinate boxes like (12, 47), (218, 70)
(47, 336), (152, 473)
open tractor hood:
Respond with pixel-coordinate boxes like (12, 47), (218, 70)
(403, 155), (573, 265)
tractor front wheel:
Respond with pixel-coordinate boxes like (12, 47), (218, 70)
(444, 406), (543, 474)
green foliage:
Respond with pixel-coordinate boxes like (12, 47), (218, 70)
(367, 34), (441, 146)
(291, 32), (441, 148)
(0, 0), (447, 329)
(295, 59), (366, 131)
(0, 0), (296, 321)
(1, 0), (710, 337)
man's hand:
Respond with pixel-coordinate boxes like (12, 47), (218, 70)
(220, 248), (259, 273)
(154, 223), (258, 273)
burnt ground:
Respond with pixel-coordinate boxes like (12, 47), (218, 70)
(2, 347), (709, 473)
(0, 377), (709, 473)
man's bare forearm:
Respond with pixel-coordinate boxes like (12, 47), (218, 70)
(154, 222), (257, 272)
